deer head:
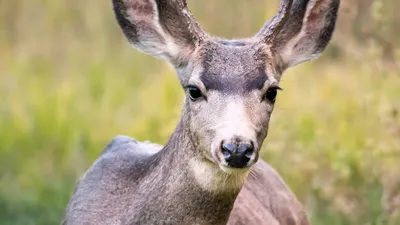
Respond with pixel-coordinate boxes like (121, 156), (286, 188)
(112, 0), (339, 172)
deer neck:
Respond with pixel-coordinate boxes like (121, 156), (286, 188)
(148, 106), (248, 222)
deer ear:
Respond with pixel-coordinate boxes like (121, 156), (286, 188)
(112, 0), (206, 66)
(257, 0), (340, 70)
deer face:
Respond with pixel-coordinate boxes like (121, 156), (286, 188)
(113, 0), (339, 172)
(180, 41), (280, 170)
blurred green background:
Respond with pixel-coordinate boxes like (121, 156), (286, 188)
(0, 0), (399, 224)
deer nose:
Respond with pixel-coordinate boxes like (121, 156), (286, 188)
(221, 141), (254, 168)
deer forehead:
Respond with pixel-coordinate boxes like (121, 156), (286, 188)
(191, 40), (277, 94)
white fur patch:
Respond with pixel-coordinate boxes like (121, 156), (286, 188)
(149, 0), (181, 61)
(125, 0), (184, 63)
(189, 158), (249, 192)
(218, 98), (257, 141)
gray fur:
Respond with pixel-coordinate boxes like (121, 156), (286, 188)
(64, 120), (240, 225)
(63, 0), (339, 224)
(63, 134), (308, 225)
(199, 41), (268, 94)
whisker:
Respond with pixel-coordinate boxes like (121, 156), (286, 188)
(249, 169), (258, 181)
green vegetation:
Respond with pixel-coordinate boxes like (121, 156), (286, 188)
(1, 0), (399, 224)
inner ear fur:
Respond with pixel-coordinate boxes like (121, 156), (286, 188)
(112, 0), (207, 66)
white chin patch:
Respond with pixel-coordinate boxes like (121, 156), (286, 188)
(189, 158), (249, 192)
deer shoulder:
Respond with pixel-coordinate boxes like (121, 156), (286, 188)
(63, 136), (162, 225)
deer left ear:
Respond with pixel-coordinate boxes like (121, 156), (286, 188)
(112, 0), (207, 67)
(256, 0), (340, 70)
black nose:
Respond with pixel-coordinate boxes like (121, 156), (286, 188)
(221, 141), (254, 168)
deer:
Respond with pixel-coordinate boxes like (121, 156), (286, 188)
(63, 0), (339, 224)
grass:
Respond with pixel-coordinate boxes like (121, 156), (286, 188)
(1, 0), (400, 224)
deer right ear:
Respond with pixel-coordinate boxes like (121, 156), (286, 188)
(112, 0), (206, 66)
(256, 0), (340, 70)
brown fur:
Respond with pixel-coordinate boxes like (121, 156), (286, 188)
(63, 0), (340, 224)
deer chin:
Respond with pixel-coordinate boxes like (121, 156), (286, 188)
(189, 158), (249, 192)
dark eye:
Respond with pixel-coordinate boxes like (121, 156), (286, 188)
(264, 87), (281, 103)
(188, 86), (203, 100)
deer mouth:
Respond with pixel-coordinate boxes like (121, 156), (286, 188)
(218, 164), (251, 174)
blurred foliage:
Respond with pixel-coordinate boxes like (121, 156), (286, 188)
(0, 0), (399, 224)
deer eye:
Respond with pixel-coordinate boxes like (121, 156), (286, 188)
(188, 86), (204, 101)
(264, 87), (281, 103)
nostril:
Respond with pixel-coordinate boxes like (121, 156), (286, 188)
(238, 142), (254, 156)
(221, 147), (231, 159)
(221, 142), (236, 160)
(244, 147), (253, 159)
(222, 143), (236, 153)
